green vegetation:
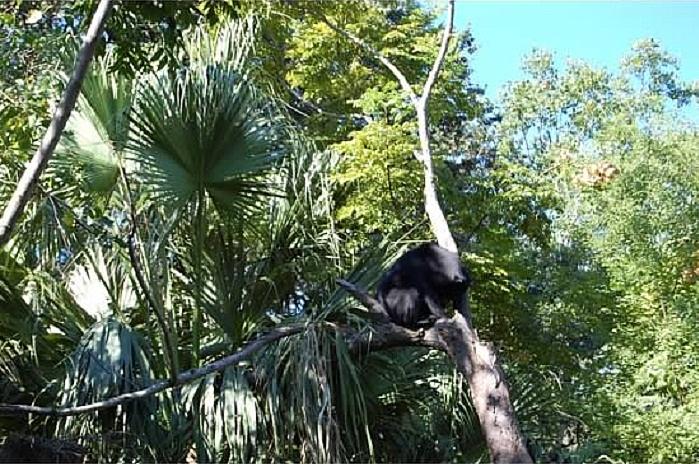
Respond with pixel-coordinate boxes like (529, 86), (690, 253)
(0, 1), (698, 462)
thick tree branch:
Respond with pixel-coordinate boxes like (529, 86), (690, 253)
(350, 322), (447, 353)
(436, 311), (531, 463)
(0, 0), (114, 247)
(336, 281), (446, 352)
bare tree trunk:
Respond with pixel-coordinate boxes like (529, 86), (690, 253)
(416, 107), (457, 252)
(437, 315), (532, 463)
(325, 2), (532, 461)
(0, 0), (114, 247)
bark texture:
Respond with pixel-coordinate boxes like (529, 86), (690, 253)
(437, 315), (532, 463)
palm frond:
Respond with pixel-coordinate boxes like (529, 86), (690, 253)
(58, 318), (157, 449)
(128, 63), (283, 217)
(182, 366), (262, 463)
(183, 16), (258, 74)
(67, 244), (136, 319)
(53, 54), (133, 195)
(0, 274), (46, 407)
(257, 325), (346, 463)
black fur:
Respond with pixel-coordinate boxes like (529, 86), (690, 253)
(376, 243), (470, 327)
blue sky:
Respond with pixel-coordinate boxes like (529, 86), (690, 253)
(453, 1), (699, 111)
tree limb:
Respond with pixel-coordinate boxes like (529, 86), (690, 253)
(0, 0), (114, 247)
(0, 311), (453, 418)
(120, 166), (179, 383)
(336, 281), (446, 352)
(435, 311), (531, 463)
(336, 278), (388, 317)
(350, 322), (447, 353)
(0, 324), (306, 417)
(320, 16), (418, 105)
(414, 0), (457, 252)
(421, 0), (454, 104)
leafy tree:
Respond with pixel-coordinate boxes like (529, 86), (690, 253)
(497, 40), (699, 462)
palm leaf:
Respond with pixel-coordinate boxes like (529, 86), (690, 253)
(128, 64), (283, 217)
(257, 325), (345, 463)
(58, 317), (157, 451)
(182, 366), (262, 463)
(53, 54), (133, 194)
(183, 16), (258, 74)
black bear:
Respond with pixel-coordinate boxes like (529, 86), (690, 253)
(376, 243), (470, 327)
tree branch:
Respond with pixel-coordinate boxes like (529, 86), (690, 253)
(350, 322), (447, 353)
(421, 0), (454, 104)
(320, 16), (418, 105)
(0, 0), (114, 247)
(0, 315), (452, 418)
(120, 166), (179, 383)
(336, 278), (388, 318)
(336, 279), (447, 351)
(0, 324), (306, 417)
(415, 0), (457, 252)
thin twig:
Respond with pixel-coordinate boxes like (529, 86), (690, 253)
(421, 0), (454, 104)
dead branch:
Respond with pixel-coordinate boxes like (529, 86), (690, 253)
(0, 317), (452, 418)
(0, 324), (306, 417)
(421, 0), (455, 104)
(336, 278), (388, 317)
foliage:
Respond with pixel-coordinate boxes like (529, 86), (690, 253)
(497, 41), (699, 462)
(2, 0), (699, 462)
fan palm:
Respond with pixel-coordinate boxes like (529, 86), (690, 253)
(52, 54), (132, 198)
(126, 21), (284, 365)
(128, 64), (282, 215)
